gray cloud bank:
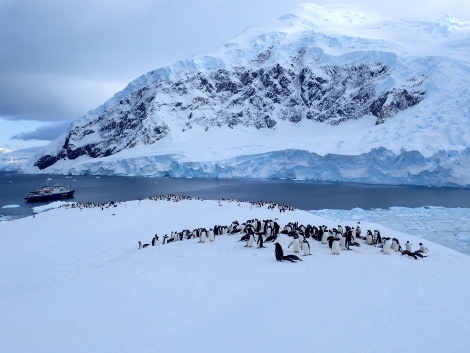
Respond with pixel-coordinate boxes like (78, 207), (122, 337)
(1, 0), (469, 129)
(12, 121), (71, 141)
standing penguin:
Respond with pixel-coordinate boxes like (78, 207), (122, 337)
(355, 223), (362, 239)
(199, 230), (207, 243)
(245, 232), (255, 248)
(344, 229), (353, 250)
(208, 228), (215, 242)
(302, 239), (311, 256)
(321, 228), (330, 244)
(383, 238), (392, 255)
(418, 242), (428, 253)
(257, 233), (266, 248)
(288, 236), (301, 253)
(405, 241), (413, 252)
(331, 239), (341, 255)
(337, 225), (344, 236)
(366, 230), (373, 245)
(391, 238), (402, 252)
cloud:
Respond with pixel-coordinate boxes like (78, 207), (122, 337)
(11, 121), (71, 141)
(0, 0), (469, 128)
(0, 73), (126, 121)
(0, 0), (306, 124)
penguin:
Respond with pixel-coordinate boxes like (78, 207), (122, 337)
(327, 235), (335, 249)
(273, 221), (280, 235)
(331, 239), (341, 255)
(337, 225), (343, 235)
(274, 242), (303, 262)
(288, 236), (301, 253)
(405, 241), (413, 252)
(302, 239), (311, 256)
(257, 233), (266, 248)
(321, 228), (330, 244)
(274, 242), (284, 261)
(401, 249), (426, 259)
(245, 233), (255, 248)
(312, 226), (321, 241)
(373, 230), (381, 244)
(265, 225), (273, 238)
(366, 230), (373, 245)
(338, 234), (346, 250)
(199, 230), (207, 243)
(138, 241), (149, 248)
(355, 223), (362, 239)
(383, 238), (392, 255)
(208, 228), (215, 242)
(391, 238), (402, 252)
(151, 237), (156, 246)
(418, 242), (428, 253)
(282, 254), (303, 262)
(344, 229), (353, 250)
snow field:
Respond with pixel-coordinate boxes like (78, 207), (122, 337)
(1, 198), (469, 353)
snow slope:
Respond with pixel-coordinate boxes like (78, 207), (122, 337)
(1, 197), (469, 353)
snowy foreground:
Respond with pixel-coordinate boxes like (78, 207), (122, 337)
(1, 197), (469, 353)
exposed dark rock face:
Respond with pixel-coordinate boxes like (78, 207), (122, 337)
(34, 51), (425, 170)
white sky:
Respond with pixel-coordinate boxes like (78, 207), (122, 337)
(0, 0), (469, 151)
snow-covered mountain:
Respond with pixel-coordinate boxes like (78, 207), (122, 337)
(27, 3), (470, 187)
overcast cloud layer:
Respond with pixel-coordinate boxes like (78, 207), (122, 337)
(1, 0), (469, 149)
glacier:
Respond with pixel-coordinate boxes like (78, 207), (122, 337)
(7, 3), (470, 187)
(35, 146), (470, 187)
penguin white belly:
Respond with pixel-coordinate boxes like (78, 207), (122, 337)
(339, 236), (345, 250)
(200, 232), (206, 243)
(332, 240), (341, 255)
(383, 240), (392, 255)
(302, 242), (310, 256)
(292, 239), (301, 253)
(366, 234), (373, 245)
(247, 235), (254, 248)
(208, 230), (214, 242)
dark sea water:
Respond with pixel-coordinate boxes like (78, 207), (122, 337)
(1, 171), (470, 221)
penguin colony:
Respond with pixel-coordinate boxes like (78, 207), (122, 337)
(56, 195), (428, 260)
(118, 195), (429, 262)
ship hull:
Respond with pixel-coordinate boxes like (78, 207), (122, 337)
(24, 190), (75, 203)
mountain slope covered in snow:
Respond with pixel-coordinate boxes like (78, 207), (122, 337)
(27, 3), (470, 186)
